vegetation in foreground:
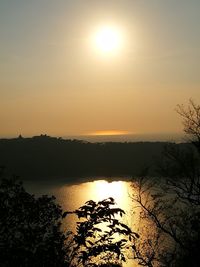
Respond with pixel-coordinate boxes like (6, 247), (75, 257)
(1, 99), (200, 267)
(130, 100), (200, 266)
(0, 169), (139, 267)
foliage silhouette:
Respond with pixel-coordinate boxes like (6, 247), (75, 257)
(130, 100), (200, 267)
(0, 169), (139, 267)
(176, 99), (200, 152)
(0, 171), (67, 267)
(63, 197), (139, 267)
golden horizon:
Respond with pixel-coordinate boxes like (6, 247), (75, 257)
(87, 130), (131, 136)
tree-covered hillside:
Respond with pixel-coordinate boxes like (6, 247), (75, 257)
(0, 135), (190, 181)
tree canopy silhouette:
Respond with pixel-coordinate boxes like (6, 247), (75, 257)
(0, 170), (139, 267)
(0, 173), (67, 267)
(176, 99), (200, 152)
(130, 99), (200, 267)
(64, 197), (139, 267)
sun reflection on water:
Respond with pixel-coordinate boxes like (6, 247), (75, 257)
(92, 180), (129, 210)
(27, 179), (139, 267)
(55, 180), (136, 267)
(55, 180), (132, 215)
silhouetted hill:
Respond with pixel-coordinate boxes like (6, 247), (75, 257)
(0, 135), (188, 182)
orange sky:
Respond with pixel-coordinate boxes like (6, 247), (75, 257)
(0, 1), (200, 138)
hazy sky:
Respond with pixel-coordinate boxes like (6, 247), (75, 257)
(1, 0), (200, 137)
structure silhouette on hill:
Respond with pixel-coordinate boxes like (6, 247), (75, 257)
(0, 134), (192, 182)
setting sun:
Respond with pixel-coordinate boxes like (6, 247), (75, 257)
(1, 1), (200, 267)
(93, 26), (123, 54)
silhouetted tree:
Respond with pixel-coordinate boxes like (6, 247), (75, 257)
(130, 100), (200, 266)
(0, 168), (139, 267)
(0, 175), (67, 267)
(63, 198), (139, 267)
(176, 99), (200, 152)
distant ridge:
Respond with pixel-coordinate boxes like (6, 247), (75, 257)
(64, 133), (185, 143)
(0, 135), (188, 182)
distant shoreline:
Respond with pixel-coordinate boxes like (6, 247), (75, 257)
(0, 135), (191, 182)
(0, 132), (185, 143)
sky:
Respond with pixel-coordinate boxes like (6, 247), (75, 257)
(0, 0), (200, 138)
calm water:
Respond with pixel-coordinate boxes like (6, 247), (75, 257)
(25, 178), (140, 267)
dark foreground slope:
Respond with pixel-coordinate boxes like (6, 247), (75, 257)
(0, 135), (182, 181)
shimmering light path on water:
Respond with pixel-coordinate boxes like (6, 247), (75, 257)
(25, 179), (139, 266)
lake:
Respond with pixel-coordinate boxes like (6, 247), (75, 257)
(24, 178), (140, 266)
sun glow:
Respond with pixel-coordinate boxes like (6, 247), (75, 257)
(93, 26), (123, 54)
(89, 130), (130, 136)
